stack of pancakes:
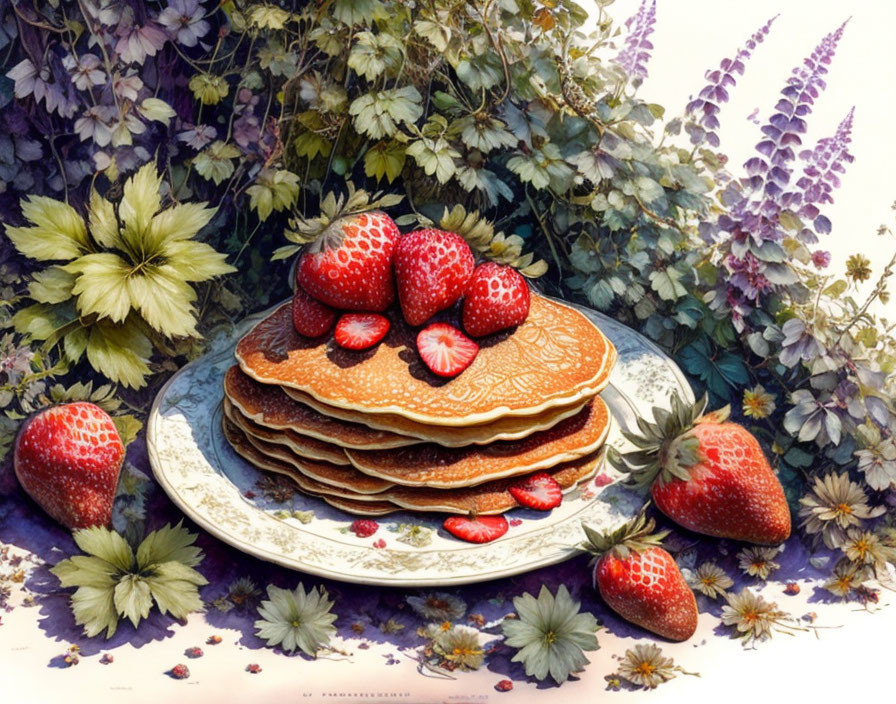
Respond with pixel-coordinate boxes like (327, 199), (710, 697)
(222, 292), (617, 517)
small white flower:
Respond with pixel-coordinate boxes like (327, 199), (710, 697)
(62, 53), (107, 91)
(74, 105), (117, 146)
(158, 0), (210, 47)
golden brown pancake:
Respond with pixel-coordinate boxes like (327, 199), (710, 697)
(236, 292), (616, 426)
(224, 365), (418, 450)
(224, 417), (604, 515)
(320, 496), (399, 516)
(226, 417), (395, 495)
(345, 397), (611, 488)
(224, 397), (350, 466)
(283, 386), (590, 447)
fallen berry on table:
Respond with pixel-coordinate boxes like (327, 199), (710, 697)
(207, 635), (223, 645)
(169, 664), (190, 679)
(350, 519), (379, 537)
(784, 583), (800, 596)
(495, 679), (514, 692)
(100, 654), (114, 665)
(246, 663), (262, 674)
(372, 538), (387, 549)
(185, 646), (203, 658)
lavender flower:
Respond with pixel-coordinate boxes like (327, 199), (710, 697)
(178, 124), (217, 150)
(115, 23), (168, 64)
(232, 114), (261, 149)
(113, 73), (144, 102)
(685, 16), (777, 146)
(74, 105), (117, 146)
(62, 54), (106, 91)
(614, 0), (656, 83)
(812, 250), (832, 268)
(158, 0), (210, 48)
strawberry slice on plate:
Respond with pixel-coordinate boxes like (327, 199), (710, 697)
(443, 515), (509, 543)
(292, 286), (337, 338)
(508, 472), (563, 510)
(416, 323), (479, 377)
(334, 313), (390, 350)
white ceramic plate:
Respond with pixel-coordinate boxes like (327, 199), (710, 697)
(147, 300), (692, 586)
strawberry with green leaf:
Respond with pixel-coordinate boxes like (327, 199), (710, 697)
(611, 393), (791, 545)
(582, 513), (698, 641)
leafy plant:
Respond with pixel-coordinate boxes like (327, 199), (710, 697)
(501, 584), (599, 685)
(7, 163), (234, 388)
(50, 523), (207, 639)
(254, 582), (338, 656)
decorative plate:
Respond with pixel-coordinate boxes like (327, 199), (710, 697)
(147, 300), (693, 586)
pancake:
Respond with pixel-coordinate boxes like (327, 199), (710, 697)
(345, 397), (611, 488)
(321, 496), (400, 516)
(224, 365), (418, 450)
(283, 386), (590, 447)
(236, 292), (616, 426)
(224, 397), (350, 466)
(224, 417), (605, 515)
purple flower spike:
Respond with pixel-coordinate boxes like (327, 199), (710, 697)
(684, 16), (777, 144)
(615, 0), (657, 82)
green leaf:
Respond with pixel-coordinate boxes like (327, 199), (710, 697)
(406, 137), (459, 184)
(88, 189), (122, 249)
(51, 555), (119, 589)
(6, 196), (88, 261)
(272, 244), (302, 261)
(363, 140), (406, 183)
(112, 414), (143, 447)
(146, 202), (216, 250)
(414, 19), (451, 52)
(161, 241), (236, 282)
(63, 326), (89, 363)
(66, 253), (133, 323)
(193, 141), (240, 185)
(70, 585), (120, 639)
(73, 526), (135, 571)
(856, 327), (879, 348)
(86, 319), (153, 389)
(348, 31), (402, 82)
(126, 265), (199, 338)
(678, 336), (748, 402)
(119, 163), (162, 241)
(635, 176), (665, 203)
(778, 210), (803, 232)
(455, 52), (504, 91)
(139, 97), (176, 125)
(144, 562), (207, 619)
(13, 302), (78, 341)
(28, 266), (76, 304)
(136, 522), (203, 568)
(349, 86), (423, 140)
(113, 574), (153, 628)
(823, 279), (848, 298)
(649, 268), (687, 301)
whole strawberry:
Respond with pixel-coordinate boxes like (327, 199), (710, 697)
(462, 262), (531, 337)
(613, 394), (791, 545)
(582, 514), (697, 641)
(14, 402), (125, 529)
(296, 210), (400, 311)
(393, 229), (474, 326)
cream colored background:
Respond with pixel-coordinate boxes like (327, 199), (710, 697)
(605, 0), (896, 319)
(2, 3), (895, 703)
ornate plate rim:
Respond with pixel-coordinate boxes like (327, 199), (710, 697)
(146, 298), (692, 586)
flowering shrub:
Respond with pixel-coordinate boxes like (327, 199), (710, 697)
(1, 0), (895, 594)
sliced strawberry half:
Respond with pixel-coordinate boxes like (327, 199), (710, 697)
(443, 515), (509, 543)
(334, 313), (391, 350)
(416, 323), (479, 377)
(508, 472), (563, 510)
(292, 286), (338, 338)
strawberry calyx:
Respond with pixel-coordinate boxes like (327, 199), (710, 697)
(609, 392), (732, 489)
(580, 510), (669, 562)
(285, 184), (403, 246)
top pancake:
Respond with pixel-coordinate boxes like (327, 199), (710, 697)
(236, 292), (616, 426)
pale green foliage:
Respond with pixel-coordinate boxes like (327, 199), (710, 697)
(502, 585), (599, 684)
(247, 169), (301, 221)
(254, 583), (338, 656)
(193, 141), (241, 185)
(8, 163), (235, 388)
(50, 523), (207, 639)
